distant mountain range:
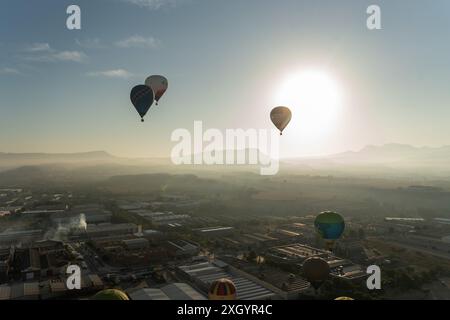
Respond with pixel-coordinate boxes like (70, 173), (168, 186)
(0, 151), (117, 167)
(1, 144), (450, 185)
(280, 144), (450, 179)
(329, 144), (450, 165)
(279, 143), (450, 167)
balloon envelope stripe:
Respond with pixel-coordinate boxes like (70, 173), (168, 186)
(209, 279), (236, 300)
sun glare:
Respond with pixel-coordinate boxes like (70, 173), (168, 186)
(275, 69), (343, 139)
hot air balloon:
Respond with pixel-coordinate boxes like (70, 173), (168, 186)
(208, 278), (237, 300)
(270, 106), (292, 135)
(335, 296), (354, 300)
(130, 85), (154, 122)
(91, 289), (130, 300)
(302, 257), (330, 290)
(314, 211), (345, 251)
(145, 75), (168, 105)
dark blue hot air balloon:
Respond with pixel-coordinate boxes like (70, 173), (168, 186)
(130, 85), (154, 122)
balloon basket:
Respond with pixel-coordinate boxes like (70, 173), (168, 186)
(325, 240), (335, 252)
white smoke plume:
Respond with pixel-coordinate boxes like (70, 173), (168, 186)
(45, 213), (88, 241)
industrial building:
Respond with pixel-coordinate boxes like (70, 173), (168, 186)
(117, 201), (150, 211)
(122, 238), (149, 250)
(21, 209), (66, 216)
(135, 211), (190, 226)
(266, 243), (366, 282)
(384, 217), (426, 222)
(434, 218), (450, 225)
(218, 255), (311, 300)
(3, 282), (41, 300)
(0, 206), (22, 216)
(0, 274), (104, 300)
(274, 229), (303, 239)
(142, 229), (164, 238)
(0, 229), (43, 247)
(51, 211), (112, 225)
(336, 240), (369, 263)
(8, 240), (69, 282)
(265, 244), (329, 264)
(128, 283), (206, 300)
(71, 223), (138, 240)
(0, 248), (12, 283)
(177, 260), (278, 300)
(328, 258), (366, 280)
(221, 233), (281, 250)
(193, 226), (234, 237)
(167, 240), (199, 257)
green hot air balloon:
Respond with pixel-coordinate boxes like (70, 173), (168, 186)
(270, 106), (292, 135)
(314, 211), (345, 251)
(302, 257), (330, 291)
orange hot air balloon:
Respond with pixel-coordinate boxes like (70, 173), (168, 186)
(302, 257), (330, 290)
(208, 278), (237, 300)
(270, 106), (292, 135)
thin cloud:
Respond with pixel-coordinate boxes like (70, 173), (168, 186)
(115, 35), (161, 48)
(0, 68), (21, 75)
(121, 0), (180, 10)
(26, 43), (52, 52)
(21, 43), (87, 63)
(87, 69), (134, 79)
(75, 38), (105, 49)
(53, 51), (86, 63)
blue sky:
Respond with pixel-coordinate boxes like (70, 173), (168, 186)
(1, 0), (450, 157)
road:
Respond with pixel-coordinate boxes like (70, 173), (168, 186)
(369, 236), (450, 260)
(423, 280), (450, 300)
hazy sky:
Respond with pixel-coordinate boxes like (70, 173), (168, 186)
(1, 0), (450, 158)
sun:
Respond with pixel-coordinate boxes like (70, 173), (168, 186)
(275, 69), (343, 139)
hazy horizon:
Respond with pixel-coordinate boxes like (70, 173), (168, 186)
(1, 141), (450, 159)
